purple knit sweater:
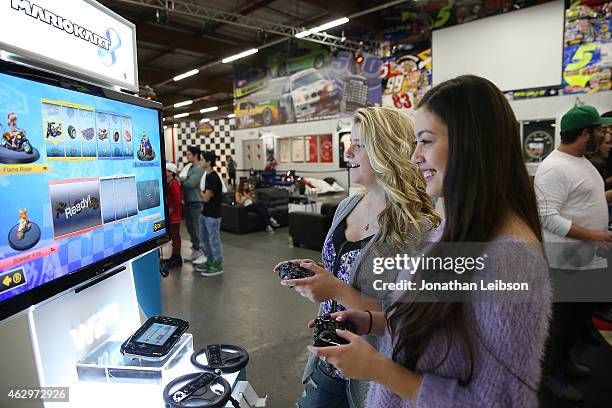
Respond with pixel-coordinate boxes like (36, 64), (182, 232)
(366, 237), (552, 408)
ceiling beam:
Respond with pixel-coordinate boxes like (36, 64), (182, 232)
(160, 90), (233, 107)
(207, 0), (278, 33)
(136, 23), (242, 57)
(161, 98), (235, 118)
(302, 0), (386, 29)
(140, 46), (174, 65)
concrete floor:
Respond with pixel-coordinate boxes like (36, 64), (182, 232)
(161, 226), (320, 407)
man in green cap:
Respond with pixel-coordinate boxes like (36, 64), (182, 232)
(535, 105), (612, 401)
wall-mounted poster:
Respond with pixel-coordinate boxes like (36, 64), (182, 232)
(234, 43), (382, 129)
(319, 134), (333, 163)
(522, 120), (555, 163)
(279, 139), (291, 163)
(306, 136), (318, 163)
(381, 46), (432, 115)
(562, 3), (612, 94)
(291, 137), (305, 162)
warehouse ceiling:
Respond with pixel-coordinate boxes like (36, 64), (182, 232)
(98, 0), (403, 120)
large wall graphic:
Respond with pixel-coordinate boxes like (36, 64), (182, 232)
(233, 43), (382, 129)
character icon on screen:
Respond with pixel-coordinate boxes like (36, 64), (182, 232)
(8, 208), (41, 251)
(0, 113), (40, 164)
(46, 122), (62, 138)
(16, 209), (31, 240)
(113, 130), (120, 142)
(124, 130), (132, 142)
(98, 128), (108, 140)
(137, 131), (156, 161)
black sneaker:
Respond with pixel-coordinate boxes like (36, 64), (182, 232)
(167, 254), (183, 269)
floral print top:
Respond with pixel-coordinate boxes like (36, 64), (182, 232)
(320, 217), (373, 378)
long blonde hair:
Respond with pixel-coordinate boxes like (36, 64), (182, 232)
(353, 107), (440, 247)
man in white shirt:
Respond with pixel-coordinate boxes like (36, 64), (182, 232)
(535, 105), (612, 401)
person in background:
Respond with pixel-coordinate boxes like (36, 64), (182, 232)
(235, 179), (279, 233)
(308, 75), (551, 408)
(587, 118), (612, 191)
(179, 146), (204, 262)
(265, 152), (277, 170)
(195, 151), (224, 276)
(586, 112), (612, 324)
(535, 105), (612, 402)
(161, 162), (182, 272)
(227, 155), (237, 188)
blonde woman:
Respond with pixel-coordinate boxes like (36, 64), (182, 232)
(274, 107), (440, 407)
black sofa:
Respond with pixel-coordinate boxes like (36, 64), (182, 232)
(289, 203), (339, 251)
(221, 187), (289, 234)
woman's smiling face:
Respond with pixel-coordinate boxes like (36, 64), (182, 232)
(412, 107), (449, 198)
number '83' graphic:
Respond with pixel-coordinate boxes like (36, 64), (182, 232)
(98, 28), (121, 67)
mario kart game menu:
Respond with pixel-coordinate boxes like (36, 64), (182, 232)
(0, 71), (166, 303)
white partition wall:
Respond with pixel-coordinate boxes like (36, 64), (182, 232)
(432, 0), (565, 91)
(234, 118), (352, 189)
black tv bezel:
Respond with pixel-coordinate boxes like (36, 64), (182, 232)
(0, 60), (170, 321)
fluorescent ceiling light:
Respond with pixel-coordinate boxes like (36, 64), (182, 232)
(222, 48), (258, 64)
(173, 124), (179, 127)
(173, 100), (193, 108)
(200, 118), (210, 123)
(173, 69), (199, 81)
(200, 106), (219, 113)
(295, 17), (349, 38)
(227, 113), (236, 118)
(174, 113), (189, 118)
(163, 125), (167, 129)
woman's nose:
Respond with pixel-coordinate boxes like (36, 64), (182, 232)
(411, 144), (423, 164)
(345, 145), (355, 158)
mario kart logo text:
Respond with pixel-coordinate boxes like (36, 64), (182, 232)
(11, 0), (111, 51)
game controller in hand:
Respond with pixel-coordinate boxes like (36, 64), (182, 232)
(278, 262), (315, 280)
(312, 314), (356, 347)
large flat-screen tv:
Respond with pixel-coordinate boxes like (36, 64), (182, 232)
(0, 60), (169, 320)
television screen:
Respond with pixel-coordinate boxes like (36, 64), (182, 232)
(0, 61), (169, 320)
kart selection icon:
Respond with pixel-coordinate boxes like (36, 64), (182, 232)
(98, 128), (108, 140)
(46, 122), (63, 138)
(82, 127), (95, 140)
(68, 125), (77, 139)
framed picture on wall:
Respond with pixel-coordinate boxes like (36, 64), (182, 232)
(292, 137), (305, 162)
(306, 135), (318, 163)
(522, 120), (555, 163)
(319, 134), (333, 163)
(279, 138), (291, 163)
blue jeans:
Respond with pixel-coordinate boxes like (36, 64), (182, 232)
(297, 362), (349, 408)
(199, 216), (223, 263)
(185, 202), (203, 249)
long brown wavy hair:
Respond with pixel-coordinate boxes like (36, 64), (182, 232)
(386, 76), (543, 386)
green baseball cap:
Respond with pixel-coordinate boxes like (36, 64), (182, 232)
(561, 105), (612, 132)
